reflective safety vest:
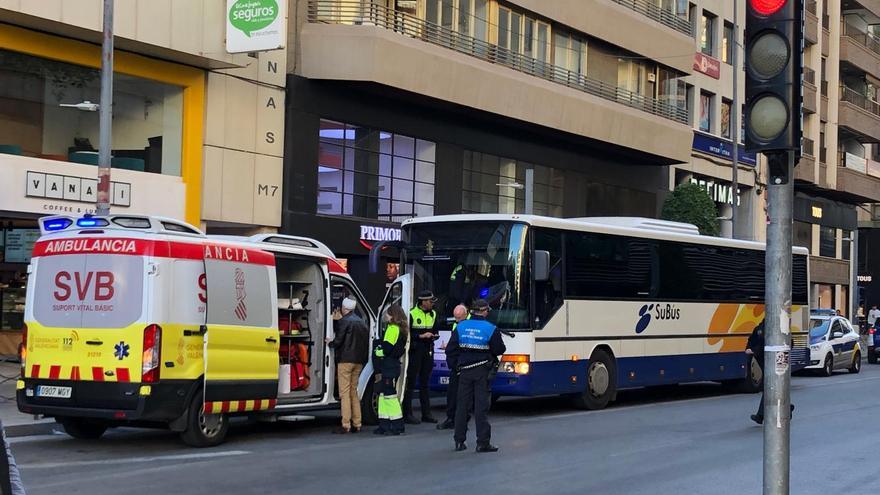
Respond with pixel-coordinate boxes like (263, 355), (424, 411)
(410, 307), (436, 330)
(456, 318), (496, 351)
(451, 314), (471, 332)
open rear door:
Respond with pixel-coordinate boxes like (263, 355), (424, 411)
(203, 246), (279, 411)
(358, 273), (412, 400)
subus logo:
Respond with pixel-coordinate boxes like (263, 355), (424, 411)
(635, 303), (681, 333)
(636, 304), (654, 334)
(233, 268), (247, 321)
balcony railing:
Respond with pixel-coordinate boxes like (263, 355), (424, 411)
(307, 0), (689, 124)
(609, 0), (692, 36)
(803, 67), (816, 85)
(803, 137), (815, 157)
(841, 151), (868, 173)
(843, 22), (880, 57)
(841, 86), (880, 118)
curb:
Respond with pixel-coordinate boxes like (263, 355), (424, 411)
(4, 421), (58, 438)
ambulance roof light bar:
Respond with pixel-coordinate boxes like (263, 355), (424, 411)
(38, 215), (206, 237)
(251, 234), (336, 259)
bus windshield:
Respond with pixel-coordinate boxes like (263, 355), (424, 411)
(405, 221), (529, 330)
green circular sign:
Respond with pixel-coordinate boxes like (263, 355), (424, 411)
(229, 0), (279, 37)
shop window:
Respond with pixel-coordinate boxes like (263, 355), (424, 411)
(819, 226), (836, 258)
(317, 119), (435, 222)
(0, 49), (183, 175)
(461, 151), (563, 217)
(722, 21), (734, 64)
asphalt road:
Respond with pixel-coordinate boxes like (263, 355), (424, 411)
(10, 365), (880, 495)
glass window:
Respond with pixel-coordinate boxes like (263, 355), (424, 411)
(842, 230), (852, 261)
(565, 232), (653, 298)
(722, 21), (734, 64)
(699, 91), (713, 132)
(701, 11), (716, 56)
(317, 119), (435, 221)
(534, 228), (564, 327)
(461, 151), (563, 217)
(721, 99), (732, 139)
(0, 49), (183, 175)
(819, 226), (836, 258)
(793, 221), (813, 252)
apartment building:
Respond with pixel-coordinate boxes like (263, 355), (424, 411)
(797, 0), (880, 316)
(0, 1), (286, 352)
(284, 0), (696, 300)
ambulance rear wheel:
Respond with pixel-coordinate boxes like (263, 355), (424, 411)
(59, 418), (108, 440)
(181, 393), (228, 448)
(360, 375), (379, 426)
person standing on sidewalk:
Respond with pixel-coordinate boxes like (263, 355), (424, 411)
(404, 291), (439, 425)
(437, 304), (469, 431)
(328, 297), (370, 434)
(448, 299), (506, 453)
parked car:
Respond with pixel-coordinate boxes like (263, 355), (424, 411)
(805, 310), (861, 376)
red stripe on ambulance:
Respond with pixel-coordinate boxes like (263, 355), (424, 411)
(70, 366), (81, 381)
(92, 367), (104, 381)
(48, 365), (61, 380)
(237, 400), (247, 412)
(116, 368), (130, 382)
(32, 239), (275, 266)
(30, 365), (40, 379)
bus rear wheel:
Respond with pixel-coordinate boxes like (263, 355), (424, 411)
(572, 350), (616, 410)
(731, 355), (763, 393)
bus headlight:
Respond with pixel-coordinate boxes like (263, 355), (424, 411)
(500, 355), (530, 374)
(810, 345), (821, 351)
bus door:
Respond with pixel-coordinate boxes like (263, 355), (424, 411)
(203, 250), (279, 406)
(358, 274), (411, 400)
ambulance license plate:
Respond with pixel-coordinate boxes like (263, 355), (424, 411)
(439, 376), (449, 385)
(36, 386), (72, 399)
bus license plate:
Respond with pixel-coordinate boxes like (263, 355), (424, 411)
(439, 376), (449, 385)
(36, 386), (72, 399)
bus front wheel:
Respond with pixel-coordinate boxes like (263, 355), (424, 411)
(572, 349), (616, 410)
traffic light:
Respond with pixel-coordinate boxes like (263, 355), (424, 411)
(745, 0), (802, 159)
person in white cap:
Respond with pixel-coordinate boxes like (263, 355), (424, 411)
(328, 297), (370, 433)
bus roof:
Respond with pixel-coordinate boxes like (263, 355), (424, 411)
(402, 214), (810, 255)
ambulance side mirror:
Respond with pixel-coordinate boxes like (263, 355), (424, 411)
(534, 250), (550, 282)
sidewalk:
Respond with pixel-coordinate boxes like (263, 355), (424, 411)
(0, 360), (57, 438)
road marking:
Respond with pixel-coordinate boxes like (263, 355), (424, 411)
(21, 450), (250, 469)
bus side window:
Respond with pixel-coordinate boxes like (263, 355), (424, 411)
(534, 229), (563, 328)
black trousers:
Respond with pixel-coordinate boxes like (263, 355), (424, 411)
(404, 341), (433, 418)
(445, 369), (459, 422)
(454, 365), (491, 446)
(755, 364), (794, 418)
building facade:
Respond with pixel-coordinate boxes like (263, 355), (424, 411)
(0, 1), (287, 352)
(284, 0), (697, 302)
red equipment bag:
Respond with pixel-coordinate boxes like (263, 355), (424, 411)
(289, 343), (311, 391)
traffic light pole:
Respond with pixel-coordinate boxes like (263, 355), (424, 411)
(96, 0), (114, 217)
(763, 151), (794, 495)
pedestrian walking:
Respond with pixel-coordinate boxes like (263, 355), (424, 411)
(437, 304), (469, 431)
(404, 290), (439, 425)
(746, 321), (794, 425)
(373, 304), (409, 436)
(868, 305), (880, 329)
(328, 297), (370, 434)
(447, 299), (506, 453)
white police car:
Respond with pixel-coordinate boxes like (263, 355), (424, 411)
(806, 309), (861, 376)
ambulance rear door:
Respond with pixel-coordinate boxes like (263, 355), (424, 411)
(358, 273), (412, 400)
(202, 244), (279, 411)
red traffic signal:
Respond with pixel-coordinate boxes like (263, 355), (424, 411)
(750, 0), (787, 16)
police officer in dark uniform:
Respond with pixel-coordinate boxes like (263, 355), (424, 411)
(446, 299), (506, 453)
(404, 290), (439, 424)
(747, 320), (794, 424)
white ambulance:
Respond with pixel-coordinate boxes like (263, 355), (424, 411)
(18, 214), (386, 446)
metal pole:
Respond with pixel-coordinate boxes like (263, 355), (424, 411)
(764, 151), (793, 495)
(524, 168), (534, 215)
(96, 0), (114, 217)
(731, 0), (739, 239)
(851, 229), (859, 326)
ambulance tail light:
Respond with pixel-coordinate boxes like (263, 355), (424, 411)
(18, 323), (27, 376)
(142, 324), (162, 383)
(499, 354), (530, 374)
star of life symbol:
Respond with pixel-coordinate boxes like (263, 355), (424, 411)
(114, 341), (130, 361)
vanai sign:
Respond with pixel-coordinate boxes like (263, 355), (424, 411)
(226, 0), (286, 53)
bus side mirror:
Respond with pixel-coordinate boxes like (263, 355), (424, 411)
(534, 250), (550, 282)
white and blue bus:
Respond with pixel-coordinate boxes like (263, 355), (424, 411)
(370, 214), (810, 410)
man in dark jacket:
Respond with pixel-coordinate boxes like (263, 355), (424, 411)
(447, 299), (506, 453)
(437, 304), (469, 430)
(746, 320), (794, 424)
(405, 290), (440, 424)
(329, 297), (370, 433)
